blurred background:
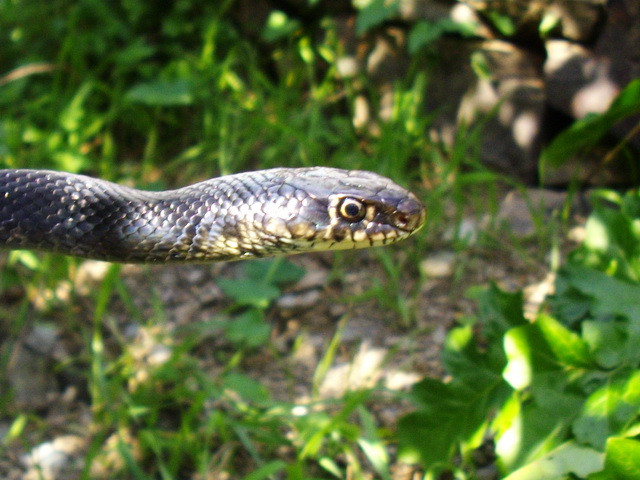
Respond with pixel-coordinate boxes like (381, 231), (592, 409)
(1, 1), (639, 479)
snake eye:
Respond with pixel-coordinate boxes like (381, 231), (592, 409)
(338, 198), (366, 222)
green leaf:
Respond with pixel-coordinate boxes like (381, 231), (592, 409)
(470, 50), (493, 80)
(357, 408), (391, 480)
(262, 10), (301, 42)
(476, 284), (528, 338)
(59, 81), (95, 132)
(355, 0), (400, 35)
(562, 266), (640, 321)
(442, 324), (505, 389)
(502, 441), (604, 480)
(486, 10), (516, 36)
(541, 79), (640, 168)
(126, 79), (193, 106)
(408, 19), (477, 53)
(242, 258), (305, 285)
(570, 190), (640, 282)
(217, 277), (281, 308)
(222, 372), (271, 403)
(408, 21), (445, 54)
(240, 460), (287, 480)
(581, 320), (637, 369)
(535, 314), (593, 368)
(398, 375), (510, 467)
(223, 309), (271, 348)
(498, 325), (584, 470)
(594, 437), (640, 480)
(539, 10), (561, 37)
(572, 370), (640, 449)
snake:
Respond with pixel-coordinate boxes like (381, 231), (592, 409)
(0, 167), (425, 264)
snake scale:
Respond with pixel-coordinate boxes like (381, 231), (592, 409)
(0, 167), (425, 264)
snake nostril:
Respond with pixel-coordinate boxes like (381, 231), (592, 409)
(394, 212), (409, 229)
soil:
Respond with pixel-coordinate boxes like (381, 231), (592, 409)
(0, 189), (583, 479)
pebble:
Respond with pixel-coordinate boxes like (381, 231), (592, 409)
(420, 251), (455, 278)
(8, 324), (66, 410)
(276, 289), (322, 310)
(22, 435), (84, 480)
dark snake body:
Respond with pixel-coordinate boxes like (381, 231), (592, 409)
(0, 167), (425, 264)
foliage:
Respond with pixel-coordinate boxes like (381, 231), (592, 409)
(569, 189), (640, 283)
(4, 0), (632, 478)
(355, 0), (479, 53)
(398, 189), (640, 478)
(0, 0), (469, 477)
(540, 79), (640, 180)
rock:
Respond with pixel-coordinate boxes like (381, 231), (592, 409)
(420, 251), (455, 278)
(397, 0), (455, 22)
(318, 342), (386, 398)
(276, 289), (322, 310)
(7, 324), (68, 410)
(545, 0), (605, 42)
(545, 39), (619, 119)
(466, 0), (604, 41)
(457, 40), (546, 182)
(497, 188), (569, 236)
(22, 435), (84, 480)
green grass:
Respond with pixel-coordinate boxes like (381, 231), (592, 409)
(2, 1), (626, 479)
(0, 3), (452, 478)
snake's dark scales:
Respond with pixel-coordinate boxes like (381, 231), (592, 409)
(0, 167), (425, 264)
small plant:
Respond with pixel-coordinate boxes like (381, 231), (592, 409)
(398, 188), (640, 479)
(540, 79), (640, 185)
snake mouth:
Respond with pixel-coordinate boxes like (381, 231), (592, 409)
(390, 196), (426, 233)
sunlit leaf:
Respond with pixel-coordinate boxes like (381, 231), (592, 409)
(240, 460), (287, 480)
(223, 372), (270, 403)
(262, 10), (301, 42)
(540, 79), (640, 167)
(594, 437), (640, 480)
(486, 10), (516, 36)
(399, 374), (510, 467)
(572, 370), (640, 449)
(502, 441), (604, 480)
(126, 79), (193, 106)
(535, 314), (593, 368)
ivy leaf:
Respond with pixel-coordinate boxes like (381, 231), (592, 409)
(475, 283), (528, 339)
(541, 79), (640, 168)
(572, 369), (640, 449)
(561, 266), (640, 321)
(398, 376), (510, 468)
(498, 325), (584, 470)
(535, 314), (593, 368)
(591, 437), (640, 480)
(502, 441), (604, 480)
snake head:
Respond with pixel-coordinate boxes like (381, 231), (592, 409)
(257, 167), (426, 254)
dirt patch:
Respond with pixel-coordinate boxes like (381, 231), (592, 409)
(0, 189), (581, 478)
